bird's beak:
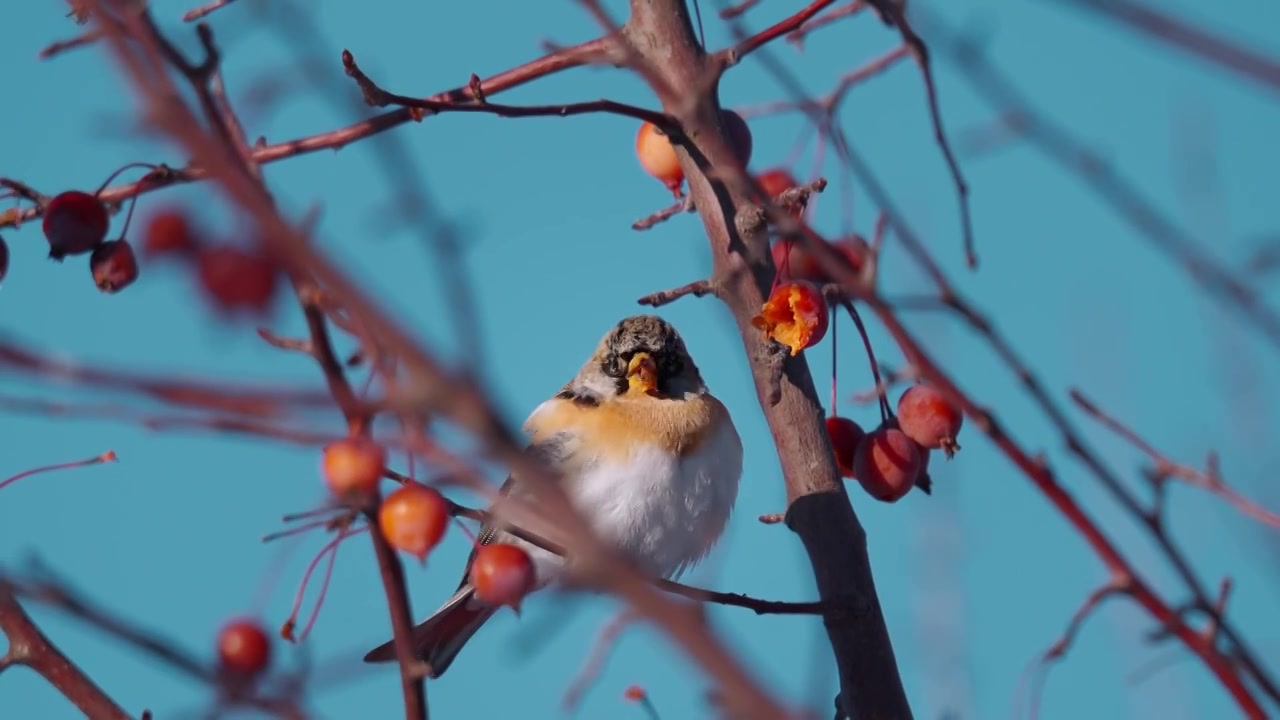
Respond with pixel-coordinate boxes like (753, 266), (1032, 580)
(626, 352), (659, 395)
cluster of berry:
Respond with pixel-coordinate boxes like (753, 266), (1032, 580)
(631, 112), (964, 503)
(2, 188), (278, 314)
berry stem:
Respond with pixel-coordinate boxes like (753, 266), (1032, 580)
(262, 517), (335, 543)
(93, 163), (159, 196)
(283, 525), (367, 643)
(0, 450), (116, 493)
(116, 195), (141, 242)
(770, 241), (791, 294)
(839, 299), (891, 421)
(282, 506), (342, 523)
(829, 305), (838, 417)
(452, 516), (479, 544)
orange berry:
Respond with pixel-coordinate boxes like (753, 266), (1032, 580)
(378, 483), (449, 561)
(469, 543), (536, 610)
(322, 437), (386, 500)
(624, 685), (648, 702)
(751, 282), (829, 356)
(217, 618), (272, 677)
(636, 122), (684, 195)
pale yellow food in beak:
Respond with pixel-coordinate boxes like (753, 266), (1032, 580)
(627, 352), (659, 395)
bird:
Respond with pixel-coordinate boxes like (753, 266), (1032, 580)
(363, 314), (743, 677)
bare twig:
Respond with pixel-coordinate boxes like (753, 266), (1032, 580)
(1049, 0), (1280, 94)
(0, 591), (130, 720)
(1070, 389), (1280, 530)
(637, 280), (717, 307)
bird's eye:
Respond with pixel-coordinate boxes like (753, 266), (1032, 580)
(602, 352), (626, 378)
(662, 355), (683, 376)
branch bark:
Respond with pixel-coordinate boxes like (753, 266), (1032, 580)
(621, 2), (912, 717)
(0, 590), (132, 720)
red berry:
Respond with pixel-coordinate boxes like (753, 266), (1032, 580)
(720, 110), (754, 166)
(771, 236), (867, 284)
(751, 281), (829, 356)
(322, 437), (386, 501)
(89, 239), (138, 294)
(636, 122), (684, 195)
(896, 383), (963, 457)
(378, 483), (449, 561)
(469, 543), (536, 610)
(196, 246), (278, 314)
(825, 416), (864, 478)
(757, 168), (798, 198)
(217, 618), (271, 677)
(143, 208), (197, 258)
(853, 426), (921, 503)
(43, 191), (109, 260)
(756, 168), (803, 218)
(0, 236), (8, 284)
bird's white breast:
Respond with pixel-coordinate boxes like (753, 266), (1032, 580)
(522, 410), (743, 585)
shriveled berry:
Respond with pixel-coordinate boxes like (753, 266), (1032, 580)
(853, 425), (921, 503)
(469, 543), (536, 610)
(322, 437), (386, 501)
(825, 416), (864, 478)
(378, 483), (450, 561)
(897, 383), (963, 457)
(196, 246), (278, 314)
(0, 236), (8, 284)
(89, 239), (138, 294)
(43, 191), (109, 260)
(142, 208), (197, 258)
(217, 618), (272, 677)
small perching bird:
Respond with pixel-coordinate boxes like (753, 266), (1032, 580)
(363, 314), (744, 677)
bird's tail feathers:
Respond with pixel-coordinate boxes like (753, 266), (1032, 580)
(361, 584), (497, 678)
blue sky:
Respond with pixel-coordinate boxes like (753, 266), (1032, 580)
(3, 1), (1279, 718)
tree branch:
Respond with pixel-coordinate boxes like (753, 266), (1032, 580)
(0, 590), (132, 720)
(620, 1), (912, 716)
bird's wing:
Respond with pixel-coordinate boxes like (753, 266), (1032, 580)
(452, 398), (586, 591)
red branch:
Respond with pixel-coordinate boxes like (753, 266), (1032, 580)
(1, 36), (615, 232)
(0, 591), (131, 720)
(1070, 389), (1280, 530)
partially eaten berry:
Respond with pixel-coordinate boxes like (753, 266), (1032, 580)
(751, 282), (829, 355)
